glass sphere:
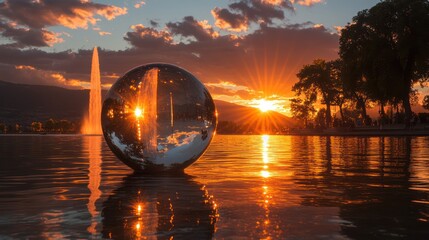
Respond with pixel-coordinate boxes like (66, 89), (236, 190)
(101, 63), (217, 172)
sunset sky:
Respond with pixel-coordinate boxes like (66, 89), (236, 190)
(0, 0), (382, 115)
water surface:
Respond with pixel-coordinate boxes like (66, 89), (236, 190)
(0, 135), (428, 239)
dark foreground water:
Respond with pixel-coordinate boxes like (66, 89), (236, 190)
(0, 135), (428, 239)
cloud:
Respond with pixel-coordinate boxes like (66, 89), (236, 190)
(134, 1), (146, 9)
(0, 20), (63, 47)
(15, 65), (35, 70)
(98, 31), (112, 36)
(0, 18), (339, 108)
(207, 81), (260, 100)
(124, 24), (173, 48)
(211, 0), (293, 32)
(334, 25), (344, 35)
(291, 0), (324, 6)
(0, 0), (126, 47)
(0, 0), (127, 30)
(166, 16), (218, 42)
(211, 7), (249, 32)
(0, 63), (85, 89)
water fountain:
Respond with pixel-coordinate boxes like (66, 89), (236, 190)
(136, 68), (159, 155)
(82, 47), (102, 134)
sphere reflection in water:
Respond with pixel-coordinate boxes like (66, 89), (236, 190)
(101, 174), (218, 239)
(102, 63), (217, 172)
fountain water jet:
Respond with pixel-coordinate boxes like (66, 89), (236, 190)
(137, 68), (159, 157)
(82, 47), (102, 134)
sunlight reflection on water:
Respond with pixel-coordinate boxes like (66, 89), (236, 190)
(0, 135), (428, 239)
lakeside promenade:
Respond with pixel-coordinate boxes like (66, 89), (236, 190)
(289, 124), (429, 136)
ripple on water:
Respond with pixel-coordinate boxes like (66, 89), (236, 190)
(0, 135), (428, 239)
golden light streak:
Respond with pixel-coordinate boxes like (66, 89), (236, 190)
(136, 204), (142, 216)
(262, 135), (269, 164)
(261, 170), (271, 178)
(86, 136), (102, 235)
(261, 135), (271, 179)
(259, 135), (274, 238)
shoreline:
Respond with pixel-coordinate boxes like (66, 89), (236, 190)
(286, 130), (429, 137)
(1, 129), (429, 137)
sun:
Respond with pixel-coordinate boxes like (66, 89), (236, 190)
(258, 99), (275, 113)
(134, 107), (143, 118)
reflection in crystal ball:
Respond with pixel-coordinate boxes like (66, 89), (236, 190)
(101, 63), (217, 172)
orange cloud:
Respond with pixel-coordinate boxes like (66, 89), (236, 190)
(134, 1), (146, 9)
(334, 26), (344, 35)
(262, 0), (284, 5)
(0, 20), (63, 47)
(207, 81), (258, 94)
(12, 64), (87, 89)
(96, 5), (128, 21)
(125, 24), (173, 47)
(291, 0), (324, 6)
(166, 16), (219, 41)
(0, 0), (127, 30)
(98, 31), (112, 36)
(211, 1), (292, 32)
(50, 73), (86, 88)
(42, 30), (64, 46)
(1, 22), (340, 112)
(211, 8), (248, 32)
(15, 65), (35, 70)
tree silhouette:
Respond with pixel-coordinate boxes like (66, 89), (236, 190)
(340, 0), (429, 128)
(293, 59), (341, 127)
(290, 93), (316, 128)
(423, 95), (429, 110)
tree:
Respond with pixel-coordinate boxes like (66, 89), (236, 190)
(315, 108), (327, 129)
(339, 51), (372, 121)
(59, 120), (72, 133)
(293, 59), (340, 127)
(423, 95), (429, 110)
(31, 122), (42, 132)
(330, 59), (351, 123)
(290, 93), (316, 128)
(340, 0), (429, 128)
(44, 119), (55, 132)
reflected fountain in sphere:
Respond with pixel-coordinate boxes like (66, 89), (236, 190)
(101, 63), (217, 172)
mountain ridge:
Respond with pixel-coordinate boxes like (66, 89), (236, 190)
(0, 80), (295, 131)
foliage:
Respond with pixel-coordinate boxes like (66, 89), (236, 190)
(423, 95), (429, 110)
(340, 0), (429, 128)
(31, 122), (43, 132)
(314, 108), (327, 129)
(290, 94), (316, 128)
(418, 113), (429, 123)
(43, 118), (75, 133)
(293, 59), (342, 127)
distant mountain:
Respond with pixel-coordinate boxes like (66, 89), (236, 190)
(0, 80), (295, 130)
(0, 80), (92, 125)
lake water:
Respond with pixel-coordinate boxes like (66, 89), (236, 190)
(0, 135), (428, 239)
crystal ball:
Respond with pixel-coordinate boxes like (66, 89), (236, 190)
(101, 63), (217, 172)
